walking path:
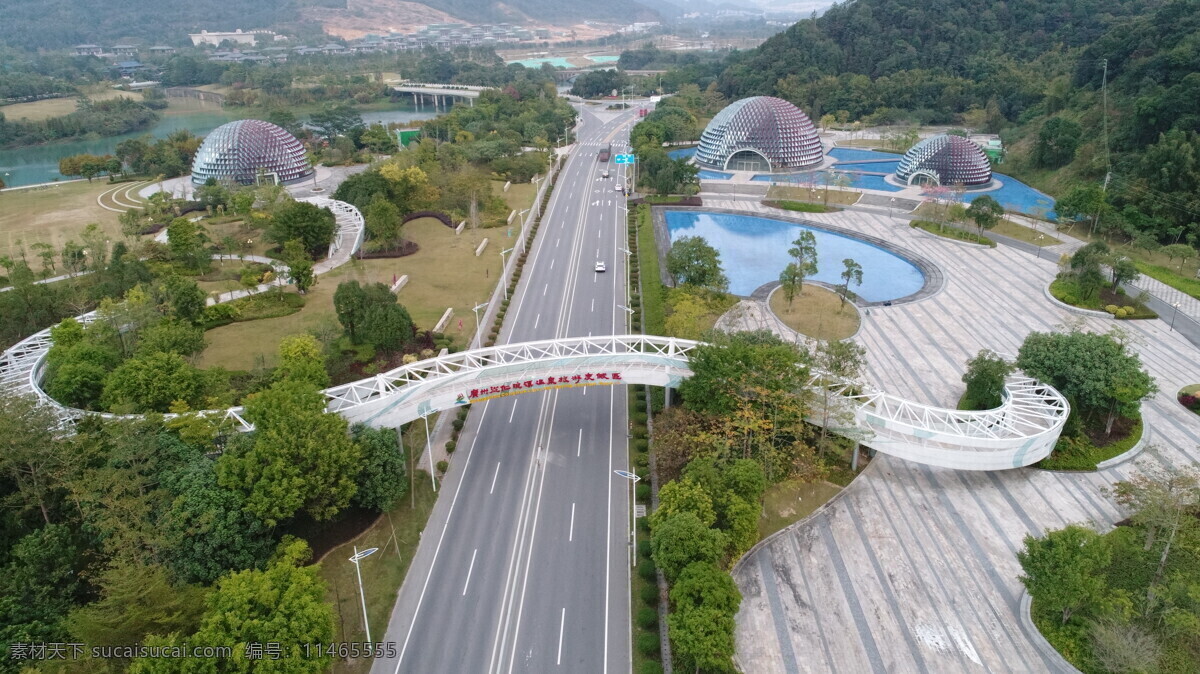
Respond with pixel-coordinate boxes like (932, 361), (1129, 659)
(702, 200), (1200, 673)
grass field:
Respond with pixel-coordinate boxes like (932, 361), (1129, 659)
(497, 179), (537, 215)
(0, 85), (132, 122)
(765, 184), (862, 207)
(0, 180), (119, 268)
(991, 218), (1061, 246)
(318, 419), (437, 674)
(911, 219), (997, 247)
(759, 478), (843, 539)
(768, 284), (861, 341)
(198, 217), (502, 370)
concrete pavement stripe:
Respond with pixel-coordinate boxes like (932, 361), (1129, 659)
(817, 516), (887, 673)
(756, 549), (802, 674)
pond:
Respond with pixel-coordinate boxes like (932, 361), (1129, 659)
(666, 210), (926, 301)
(0, 99), (444, 188)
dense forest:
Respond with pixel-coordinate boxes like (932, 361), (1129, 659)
(707, 0), (1200, 247)
(0, 0), (335, 51)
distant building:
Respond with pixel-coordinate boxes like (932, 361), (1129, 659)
(114, 61), (146, 77)
(74, 44), (104, 56)
(147, 45), (176, 56)
(189, 29), (277, 47)
(191, 120), (313, 186)
(895, 134), (992, 186)
(112, 44), (139, 57)
(695, 96), (823, 172)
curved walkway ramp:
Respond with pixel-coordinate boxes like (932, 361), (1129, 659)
(4, 328), (1067, 470)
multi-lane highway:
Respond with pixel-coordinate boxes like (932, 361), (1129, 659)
(373, 103), (643, 673)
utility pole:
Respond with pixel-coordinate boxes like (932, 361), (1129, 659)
(1093, 59), (1111, 238)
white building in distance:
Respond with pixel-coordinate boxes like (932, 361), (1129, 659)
(189, 29), (282, 46)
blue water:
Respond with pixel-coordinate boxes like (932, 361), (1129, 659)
(666, 210), (925, 300)
(829, 160), (899, 172)
(959, 175), (1058, 219)
(587, 55), (620, 63)
(667, 146), (697, 160)
(508, 57), (574, 68)
(698, 169), (732, 180)
(751, 171), (905, 193)
(828, 148), (902, 161)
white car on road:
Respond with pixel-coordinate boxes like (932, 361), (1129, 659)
(595, 261), (606, 272)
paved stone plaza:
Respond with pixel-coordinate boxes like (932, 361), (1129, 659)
(704, 200), (1200, 673)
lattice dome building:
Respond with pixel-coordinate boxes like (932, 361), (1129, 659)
(895, 134), (991, 186)
(694, 96), (823, 172)
(191, 119), (312, 186)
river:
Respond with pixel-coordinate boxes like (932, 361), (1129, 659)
(0, 99), (446, 188)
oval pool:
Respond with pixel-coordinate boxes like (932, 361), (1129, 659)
(665, 210), (926, 301)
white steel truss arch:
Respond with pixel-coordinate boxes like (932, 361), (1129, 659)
(4, 325), (1068, 469)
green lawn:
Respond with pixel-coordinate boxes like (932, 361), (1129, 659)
(769, 284), (861, 340)
(197, 217), (502, 370)
(763, 199), (836, 214)
(0, 84), (132, 122)
(765, 184), (861, 207)
(498, 179), (537, 215)
(910, 220), (997, 247)
(0, 180), (120, 270)
(992, 218), (1061, 246)
(759, 479), (843, 539)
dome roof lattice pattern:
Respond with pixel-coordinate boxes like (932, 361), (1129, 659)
(895, 134), (991, 186)
(694, 96), (823, 171)
(191, 119), (312, 185)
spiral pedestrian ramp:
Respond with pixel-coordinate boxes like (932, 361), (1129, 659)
(4, 329), (1067, 470)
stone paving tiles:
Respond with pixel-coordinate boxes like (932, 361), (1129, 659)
(705, 200), (1200, 673)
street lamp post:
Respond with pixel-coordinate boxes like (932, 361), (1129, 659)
(614, 470), (641, 566)
(472, 301), (489, 347)
(348, 546), (379, 643)
(1171, 302), (1182, 331)
(499, 247), (514, 301)
(422, 410), (437, 493)
(619, 247), (633, 308)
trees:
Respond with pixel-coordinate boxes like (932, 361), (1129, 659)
(838, 258), (863, 306)
(1018, 524), (1111, 624)
(652, 479), (717, 528)
(782, 231), (818, 303)
(217, 379), (360, 525)
(811, 338), (867, 451)
(1016, 329), (1156, 435)
(100, 351), (209, 413)
(1161, 243), (1197, 271)
(1055, 184), (1108, 235)
(0, 524), (89, 646)
(1111, 466), (1200, 600)
(151, 539), (335, 672)
(679, 330), (809, 417)
(0, 394), (75, 525)
(160, 459), (275, 585)
(650, 512), (727, 583)
(667, 236), (729, 291)
(166, 217), (209, 271)
(1033, 117), (1083, 168)
(966, 195), (1004, 232)
(362, 302), (416, 354)
(65, 561), (207, 646)
(135, 319), (206, 358)
(274, 333), (330, 388)
(267, 201), (336, 259)
(308, 103), (364, 142)
(961, 349), (1015, 410)
(1110, 256), (1139, 289)
(365, 196), (402, 248)
(282, 239), (315, 295)
(350, 424), (408, 512)
(1067, 241), (1110, 302)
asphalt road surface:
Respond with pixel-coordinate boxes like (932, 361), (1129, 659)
(372, 103), (644, 674)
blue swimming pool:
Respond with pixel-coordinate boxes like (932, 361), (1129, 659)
(828, 148), (903, 162)
(667, 146), (697, 160)
(698, 169), (732, 180)
(751, 171), (905, 193)
(959, 175), (1058, 219)
(830, 160), (900, 173)
(666, 211), (925, 300)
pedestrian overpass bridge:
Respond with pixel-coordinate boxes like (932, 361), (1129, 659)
(6, 333), (1069, 471)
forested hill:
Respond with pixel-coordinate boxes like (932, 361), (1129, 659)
(0, 0), (334, 51)
(417, 0), (659, 24)
(718, 0), (1157, 95)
